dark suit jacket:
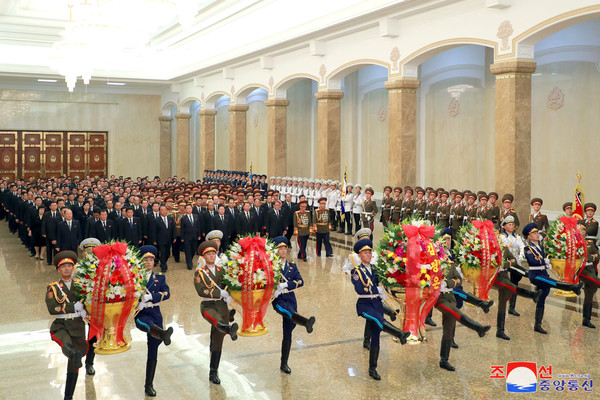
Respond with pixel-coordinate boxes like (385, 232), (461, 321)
(92, 219), (115, 243)
(251, 205), (264, 231)
(212, 214), (233, 242)
(264, 209), (285, 238)
(41, 211), (61, 241)
(57, 219), (82, 252)
(236, 211), (258, 236)
(153, 215), (175, 246)
(181, 213), (200, 241)
(119, 217), (142, 245)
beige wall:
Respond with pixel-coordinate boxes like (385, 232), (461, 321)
(340, 72), (358, 184)
(531, 61), (600, 211)
(286, 79), (315, 177)
(246, 100), (268, 174)
(0, 89), (160, 177)
(215, 105), (230, 169)
(360, 88), (389, 189)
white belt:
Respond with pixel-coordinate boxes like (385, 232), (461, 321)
(587, 263), (594, 267)
(358, 294), (379, 299)
(440, 289), (453, 293)
(201, 297), (223, 302)
(145, 302), (159, 308)
(56, 313), (80, 319)
(529, 266), (545, 271)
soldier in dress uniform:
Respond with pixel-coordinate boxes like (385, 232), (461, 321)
(46, 250), (87, 400)
(487, 192), (500, 229)
(350, 239), (409, 380)
(528, 198), (549, 235)
(361, 188), (378, 239)
(390, 187), (402, 224)
(271, 236), (316, 374)
(463, 193), (478, 224)
(135, 245), (174, 397)
(380, 186), (393, 225)
(194, 241), (238, 385)
(313, 197), (334, 257)
(400, 186), (414, 221)
(436, 191), (451, 228)
(425, 190), (438, 225)
(293, 199), (312, 262)
(579, 203), (599, 238)
(579, 203), (599, 328)
(523, 223), (583, 334)
(413, 187), (427, 219)
(499, 194), (519, 231)
(476, 193), (488, 219)
(449, 192), (465, 239)
(562, 202), (573, 217)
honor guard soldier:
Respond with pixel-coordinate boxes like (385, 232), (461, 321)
(135, 245), (174, 397)
(293, 199), (312, 261)
(425, 190), (438, 225)
(523, 223), (583, 334)
(313, 197), (334, 257)
(400, 186), (414, 221)
(46, 250), (87, 400)
(500, 194), (519, 230)
(450, 192), (465, 239)
(380, 186), (393, 225)
(562, 202), (573, 217)
(350, 239), (409, 380)
(529, 198), (549, 235)
(487, 192), (500, 229)
(194, 241), (238, 384)
(436, 191), (451, 228)
(361, 187), (378, 237)
(79, 238), (101, 376)
(579, 203), (599, 328)
(413, 187), (427, 219)
(271, 236), (316, 373)
(464, 193), (478, 224)
(476, 193), (488, 219)
(391, 187), (403, 224)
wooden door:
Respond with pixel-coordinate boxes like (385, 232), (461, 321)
(88, 132), (107, 177)
(0, 131), (18, 181)
(22, 131), (43, 180)
(44, 132), (64, 178)
(67, 132), (87, 179)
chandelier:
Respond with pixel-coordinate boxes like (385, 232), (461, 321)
(50, 0), (199, 91)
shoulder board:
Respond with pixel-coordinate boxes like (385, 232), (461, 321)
(592, 219), (597, 223)
(156, 272), (163, 276)
(540, 213), (546, 216)
(50, 281), (59, 286)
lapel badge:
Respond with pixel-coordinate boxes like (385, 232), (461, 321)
(353, 274), (359, 281)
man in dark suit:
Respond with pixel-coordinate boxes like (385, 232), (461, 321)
(224, 198), (238, 242)
(212, 205), (233, 250)
(281, 194), (294, 243)
(153, 205), (175, 272)
(236, 202), (258, 237)
(136, 199), (152, 245)
(119, 207), (142, 247)
(93, 210), (115, 242)
(181, 204), (201, 270)
(56, 208), (82, 252)
(251, 198), (265, 235)
(85, 208), (100, 238)
(41, 201), (61, 265)
(265, 200), (286, 238)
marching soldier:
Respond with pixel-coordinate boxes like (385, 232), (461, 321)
(449, 192), (465, 239)
(380, 186), (393, 225)
(350, 238), (409, 380)
(313, 198), (334, 257)
(194, 241), (238, 385)
(500, 194), (519, 230)
(529, 198), (549, 235)
(361, 188), (378, 238)
(46, 250), (87, 400)
(391, 187), (403, 225)
(579, 203), (599, 328)
(293, 199), (312, 261)
(437, 191), (451, 228)
(135, 245), (174, 397)
(271, 236), (316, 373)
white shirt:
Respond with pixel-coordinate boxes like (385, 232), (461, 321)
(353, 193), (364, 213)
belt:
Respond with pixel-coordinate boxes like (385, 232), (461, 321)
(56, 313), (80, 319)
(529, 266), (545, 271)
(440, 289), (453, 293)
(201, 298), (222, 303)
(145, 302), (159, 308)
(587, 263), (594, 267)
(358, 294), (379, 299)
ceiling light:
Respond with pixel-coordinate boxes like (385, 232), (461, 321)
(37, 79), (58, 83)
(106, 82), (126, 86)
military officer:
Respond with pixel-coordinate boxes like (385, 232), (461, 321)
(313, 197), (334, 257)
(194, 241), (238, 384)
(400, 186), (414, 221)
(523, 223), (583, 334)
(463, 193), (478, 224)
(562, 202), (573, 217)
(135, 245), (174, 396)
(380, 186), (393, 225)
(361, 188), (378, 238)
(271, 236), (316, 373)
(449, 192), (465, 239)
(46, 250), (87, 400)
(476, 193), (488, 219)
(413, 187), (427, 219)
(579, 203), (599, 238)
(391, 187), (403, 224)
(350, 239), (409, 380)
(500, 194), (519, 231)
(579, 204), (599, 328)
(437, 191), (451, 228)
(425, 191), (438, 225)
(293, 199), (312, 261)
(487, 192), (500, 228)
(529, 198), (549, 235)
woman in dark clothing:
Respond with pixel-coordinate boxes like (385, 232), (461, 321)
(31, 205), (46, 259)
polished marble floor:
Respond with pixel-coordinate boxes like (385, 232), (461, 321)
(0, 222), (598, 400)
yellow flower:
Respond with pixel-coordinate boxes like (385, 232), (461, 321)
(387, 252), (394, 258)
(90, 264), (96, 269)
(420, 268), (427, 274)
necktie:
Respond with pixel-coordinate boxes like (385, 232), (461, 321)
(190, 215), (193, 224)
(103, 221), (106, 230)
(163, 217), (168, 228)
(210, 211), (214, 217)
(276, 210), (279, 218)
(130, 218), (133, 228)
(144, 209), (147, 216)
(155, 212), (158, 218)
(68, 221), (71, 230)
(221, 215), (224, 223)
(246, 211), (249, 219)
(52, 212), (56, 218)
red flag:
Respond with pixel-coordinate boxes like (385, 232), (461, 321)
(573, 172), (584, 220)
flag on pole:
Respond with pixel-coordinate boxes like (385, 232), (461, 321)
(249, 162), (253, 181)
(340, 169), (347, 221)
(573, 171), (584, 220)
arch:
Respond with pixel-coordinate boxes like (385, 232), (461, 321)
(161, 101), (177, 113)
(399, 39), (497, 77)
(234, 83), (269, 104)
(181, 97), (201, 108)
(326, 59), (389, 90)
(204, 91), (230, 110)
(274, 73), (319, 98)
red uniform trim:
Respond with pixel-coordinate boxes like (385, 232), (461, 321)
(437, 303), (461, 321)
(203, 311), (218, 327)
(581, 274), (600, 286)
(50, 331), (63, 348)
(494, 280), (517, 293)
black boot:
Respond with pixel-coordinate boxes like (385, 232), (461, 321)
(480, 299), (494, 314)
(229, 308), (236, 322)
(382, 320), (410, 344)
(291, 313), (315, 333)
(368, 346), (381, 380)
(363, 322), (371, 350)
(519, 287), (543, 304)
(464, 292), (494, 313)
(149, 325), (174, 346)
(451, 339), (459, 349)
(508, 295), (520, 316)
(556, 281), (584, 296)
(439, 339), (455, 371)
(496, 313), (510, 340)
(216, 321), (238, 341)
(280, 340), (292, 374)
(209, 351), (221, 384)
(534, 307), (547, 334)
(85, 344), (96, 376)
(583, 303), (596, 329)
(144, 360), (157, 396)
(425, 310), (436, 326)
(459, 314), (491, 338)
(62, 343), (84, 370)
(64, 371), (78, 400)
(382, 303), (397, 322)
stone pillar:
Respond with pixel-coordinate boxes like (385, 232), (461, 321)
(384, 78), (419, 187)
(199, 109), (217, 175)
(158, 115), (172, 179)
(314, 90), (343, 180)
(265, 98), (289, 178)
(490, 59), (536, 222)
(228, 104), (249, 171)
(174, 112), (191, 179)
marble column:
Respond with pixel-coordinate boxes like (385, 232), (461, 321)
(384, 78), (419, 187)
(199, 109), (217, 174)
(228, 104), (249, 171)
(174, 112), (191, 179)
(490, 59), (536, 222)
(265, 98), (289, 178)
(314, 90), (343, 180)
(158, 115), (172, 179)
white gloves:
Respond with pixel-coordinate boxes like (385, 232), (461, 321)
(74, 302), (84, 312)
(223, 295), (232, 305)
(377, 286), (387, 300)
(272, 289), (282, 299)
(78, 309), (87, 318)
(544, 258), (552, 270)
(220, 289), (230, 299)
(137, 301), (147, 311)
(277, 282), (288, 291)
(143, 293), (153, 302)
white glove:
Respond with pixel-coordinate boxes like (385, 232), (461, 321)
(277, 282), (288, 291)
(220, 289), (230, 299)
(137, 301), (147, 311)
(77, 309), (87, 318)
(143, 293), (153, 302)
(223, 295), (232, 305)
(545, 258), (552, 270)
(74, 302), (84, 312)
(377, 286), (387, 300)
(272, 289), (282, 299)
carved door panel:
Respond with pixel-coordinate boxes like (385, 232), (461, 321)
(67, 132), (87, 178)
(44, 132), (64, 178)
(0, 131), (18, 180)
(88, 132), (107, 177)
(22, 131), (43, 180)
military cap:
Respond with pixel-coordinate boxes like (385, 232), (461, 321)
(346, 182), (353, 188)
(502, 194), (514, 203)
(454, 191), (464, 199)
(562, 202), (573, 212)
(393, 186), (402, 192)
(272, 236), (289, 248)
(354, 183), (361, 188)
(298, 199), (308, 206)
(139, 245), (158, 259)
(54, 250), (78, 269)
(206, 230), (223, 240)
(436, 187), (445, 193)
(354, 228), (372, 240)
(365, 188), (374, 195)
(79, 238), (101, 250)
(478, 193), (488, 201)
(165, 197), (174, 202)
(416, 187), (425, 194)
(426, 187), (434, 192)
(488, 192), (499, 200)
(522, 223), (539, 237)
(501, 215), (515, 226)
(530, 198), (543, 206)
(441, 228), (452, 239)
(384, 186), (392, 192)
(198, 240), (218, 255)
(404, 186), (413, 193)
(449, 189), (458, 195)
(440, 191), (449, 198)
(318, 197), (327, 203)
(585, 203), (597, 212)
(354, 238), (373, 254)
(178, 200), (186, 206)
(466, 192), (477, 200)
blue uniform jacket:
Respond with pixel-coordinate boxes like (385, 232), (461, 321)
(272, 261), (303, 313)
(351, 264), (383, 326)
(137, 272), (170, 327)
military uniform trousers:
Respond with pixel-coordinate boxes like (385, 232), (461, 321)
(201, 300), (230, 352)
(297, 234), (308, 260)
(356, 298), (385, 348)
(435, 292), (465, 340)
(493, 270), (518, 315)
(272, 293), (299, 341)
(315, 232), (333, 257)
(580, 265), (600, 305)
(50, 318), (88, 372)
(528, 269), (555, 310)
(135, 307), (165, 361)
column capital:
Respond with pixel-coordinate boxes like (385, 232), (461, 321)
(174, 112), (191, 120)
(384, 78), (420, 92)
(198, 109), (217, 116)
(158, 115), (172, 122)
(264, 98), (290, 107)
(227, 104), (249, 113)
(314, 90), (344, 101)
(490, 59), (537, 77)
